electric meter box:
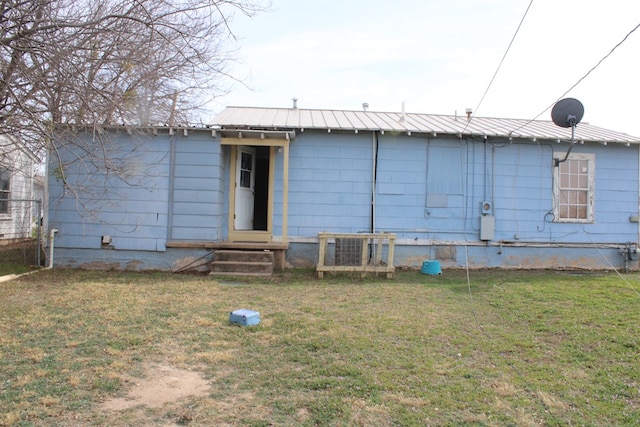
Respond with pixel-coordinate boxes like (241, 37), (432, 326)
(480, 216), (495, 241)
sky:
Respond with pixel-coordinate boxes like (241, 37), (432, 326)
(212, 0), (640, 137)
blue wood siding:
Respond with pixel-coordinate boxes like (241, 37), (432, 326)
(580, 143), (638, 241)
(376, 135), (431, 232)
(168, 136), (225, 241)
(273, 131), (639, 246)
(49, 131), (226, 253)
(47, 126), (639, 270)
(49, 131), (171, 251)
(486, 143), (637, 243)
(276, 132), (373, 236)
(490, 143), (555, 241)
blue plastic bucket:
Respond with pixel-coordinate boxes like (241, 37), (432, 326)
(421, 260), (442, 275)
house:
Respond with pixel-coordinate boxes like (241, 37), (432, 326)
(47, 105), (640, 272)
(0, 136), (39, 242)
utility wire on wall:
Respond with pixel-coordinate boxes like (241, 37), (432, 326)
(462, 0), (535, 134)
(508, 20), (640, 136)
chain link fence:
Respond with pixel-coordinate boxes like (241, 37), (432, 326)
(0, 199), (43, 273)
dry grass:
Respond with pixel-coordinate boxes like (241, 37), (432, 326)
(1, 268), (639, 426)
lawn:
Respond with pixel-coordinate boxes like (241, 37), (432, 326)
(0, 263), (35, 277)
(1, 268), (639, 426)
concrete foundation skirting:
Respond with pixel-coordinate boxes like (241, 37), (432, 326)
(48, 242), (636, 272)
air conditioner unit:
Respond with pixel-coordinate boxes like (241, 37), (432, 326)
(335, 238), (362, 266)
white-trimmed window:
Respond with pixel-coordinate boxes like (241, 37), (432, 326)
(553, 153), (594, 222)
(0, 165), (9, 215)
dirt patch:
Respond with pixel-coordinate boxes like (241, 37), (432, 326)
(102, 364), (210, 411)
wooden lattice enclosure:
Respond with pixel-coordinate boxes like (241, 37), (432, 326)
(316, 232), (396, 278)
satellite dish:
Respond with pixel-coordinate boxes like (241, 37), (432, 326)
(551, 98), (584, 128)
(551, 98), (585, 167)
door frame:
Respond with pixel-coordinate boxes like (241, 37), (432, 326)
(223, 137), (289, 243)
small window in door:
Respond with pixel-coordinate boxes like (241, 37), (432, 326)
(240, 152), (253, 188)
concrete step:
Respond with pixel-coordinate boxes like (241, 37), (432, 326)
(210, 271), (273, 277)
(214, 250), (274, 263)
(210, 249), (275, 277)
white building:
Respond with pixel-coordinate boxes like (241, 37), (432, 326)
(0, 136), (38, 241)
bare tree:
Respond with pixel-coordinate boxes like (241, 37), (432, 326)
(1, 0), (263, 165)
(0, 0), (260, 152)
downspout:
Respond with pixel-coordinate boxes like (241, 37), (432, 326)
(167, 135), (177, 241)
(46, 228), (59, 269)
(371, 131), (379, 233)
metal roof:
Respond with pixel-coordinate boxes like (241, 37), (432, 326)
(214, 106), (640, 144)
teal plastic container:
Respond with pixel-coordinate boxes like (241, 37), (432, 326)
(421, 260), (442, 275)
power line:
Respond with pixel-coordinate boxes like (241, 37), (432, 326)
(463, 0), (535, 133)
(509, 20), (640, 135)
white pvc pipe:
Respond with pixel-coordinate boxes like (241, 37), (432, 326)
(47, 229), (59, 269)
